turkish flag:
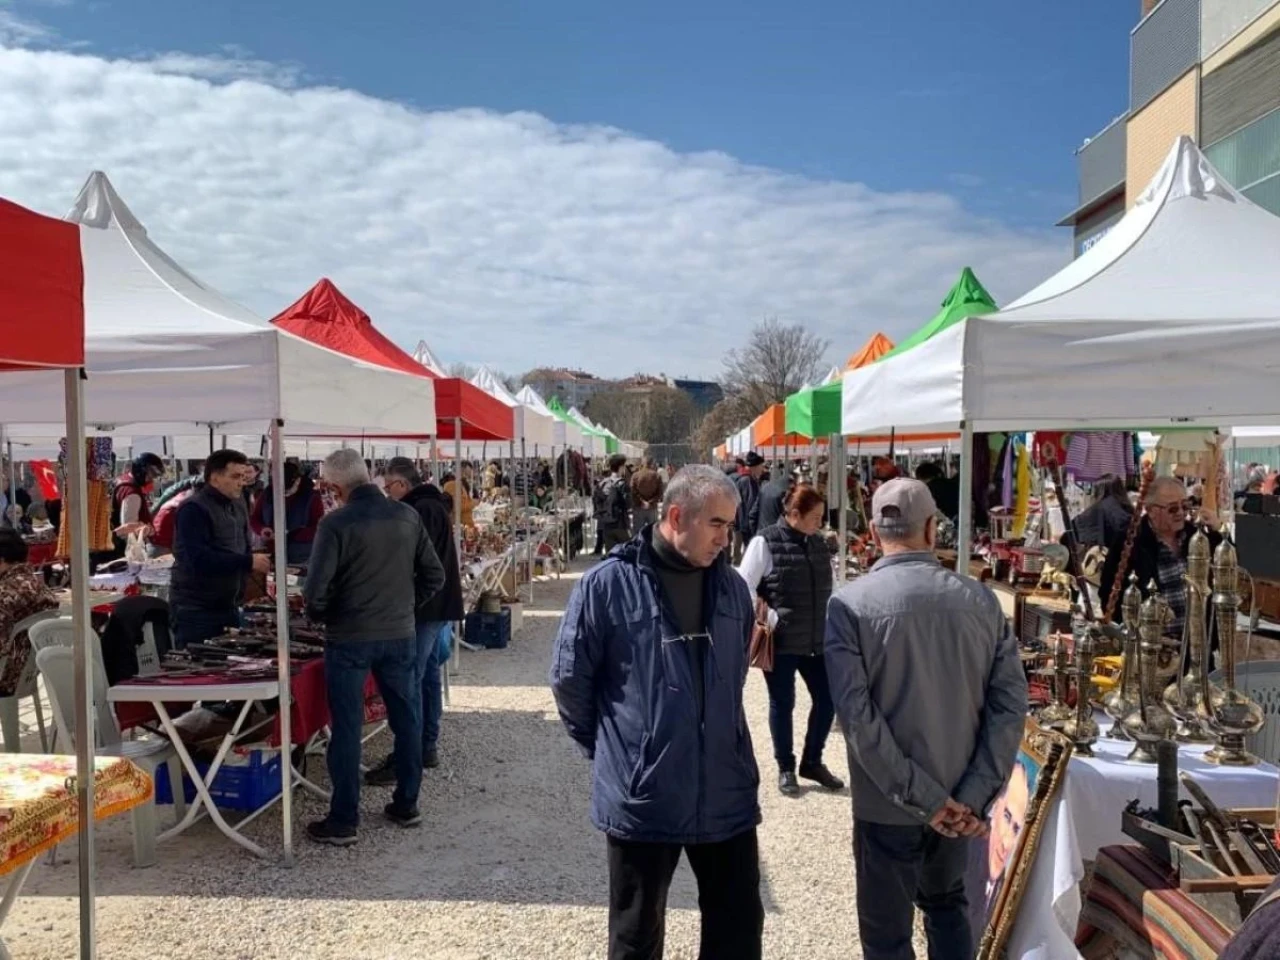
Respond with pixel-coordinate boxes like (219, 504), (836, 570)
(31, 461), (59, 501)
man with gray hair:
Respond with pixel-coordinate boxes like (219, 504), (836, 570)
(551, 464), (763, 960)
(303, 448), (446, 846)
(825, 477), (1027, 960)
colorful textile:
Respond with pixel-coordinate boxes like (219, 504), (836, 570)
(1076, 845), (1232, 960)
(1013, 440), (1031, 537)
(0, 753), (152, 875)
(0, 564), (58, 696)
(1065, 432), (1133, 483)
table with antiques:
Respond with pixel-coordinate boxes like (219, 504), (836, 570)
(0, 754), (152, 960)
(1005, 718), (1279, 958)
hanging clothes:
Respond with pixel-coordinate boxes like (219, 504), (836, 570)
(1064, 432), (1132, 483)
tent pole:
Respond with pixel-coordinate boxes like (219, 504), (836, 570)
(5, 438), (15, 529)
(66, 369), (96, 960)
(453, 419), (463, 668)
(269, 419), (294, 865)
(955, 422), (975, 580)
(208, 424), (214, 456)
(836, 437), (848, 583)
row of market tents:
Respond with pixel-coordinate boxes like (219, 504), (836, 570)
(721, 136), (1280, 472)
(0, 172), (640, 463)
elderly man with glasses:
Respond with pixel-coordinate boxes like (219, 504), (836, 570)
(1100, 475), (1222, 643)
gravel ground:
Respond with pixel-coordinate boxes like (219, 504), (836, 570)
(5, 559), (922, 959)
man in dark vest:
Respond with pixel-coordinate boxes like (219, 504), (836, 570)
(171, 449), (268, 649)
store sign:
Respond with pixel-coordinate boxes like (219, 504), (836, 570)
(1078, 224), (1113, 255)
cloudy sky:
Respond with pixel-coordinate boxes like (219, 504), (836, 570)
(0, 0), (1130, 379)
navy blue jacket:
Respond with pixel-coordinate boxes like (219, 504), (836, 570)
(550, 529), (761, 845)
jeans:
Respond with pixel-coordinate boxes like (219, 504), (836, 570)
(170, 604), (240, 650)
(853, 820), (972, 960)
(414, 621), (448, 753)
(325, 637), (422, 827)
(762, 652), (836, 772)
(607, 828), (763, 960)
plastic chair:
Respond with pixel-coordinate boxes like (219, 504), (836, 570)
(1206, 661), (1280, 767)
(29, 617), (114, 748)
(35, 645), (186, 867)
(0, 609), (59, 752)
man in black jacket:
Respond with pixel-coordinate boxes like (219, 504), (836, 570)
(367, 457), (464, 781)
(303, 449), (446, 845)
(733, 452), (766, 561)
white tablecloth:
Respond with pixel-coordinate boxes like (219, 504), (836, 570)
(1007, 714), (1279, 959)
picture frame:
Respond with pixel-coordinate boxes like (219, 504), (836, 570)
(966, 718), (1074, 959)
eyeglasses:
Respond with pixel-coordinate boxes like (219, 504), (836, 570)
(1150, 501), (1189, 516)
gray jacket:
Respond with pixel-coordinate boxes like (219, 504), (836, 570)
(303, 485), (446, 643)
(825, 551), (1027, 826)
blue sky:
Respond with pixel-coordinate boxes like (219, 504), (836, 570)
(0, 0), (1136, 376)
(35, 0), (1134, 225)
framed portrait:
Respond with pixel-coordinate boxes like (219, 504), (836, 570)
(965, 719), (1074, 959)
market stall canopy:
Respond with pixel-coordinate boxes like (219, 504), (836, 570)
(877, 267), (997, 363)
(411, 340), (447, 376)
(470, 366), (556, 448)
(0, 198), (83, 369)
(552, 400), (613, 455)
(843, 332), (895, 369)
(845, 138), (1280, 435)
(272, 284), (510, 442)
(787, 331), (895, 438)
(0, 174), (438, 436)
(753, 403), (810, 450)
(516, 385), (584, 450)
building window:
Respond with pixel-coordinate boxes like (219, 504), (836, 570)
(1205, 105), (1280, 214)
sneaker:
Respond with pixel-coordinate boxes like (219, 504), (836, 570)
(798, 762), (846, 791)
(384, 803), (422, 828)
(423, 748), (439, 769)
(364, 755), (396, 787)
(307, 819), (357, 846)
(778, 771), (800, 796)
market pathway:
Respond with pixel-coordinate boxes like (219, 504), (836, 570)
(6, 558), (901, 959)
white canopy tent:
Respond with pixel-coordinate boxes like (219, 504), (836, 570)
(0, 172), (440, 868)
(451, 366), (556, 458)
(842, 136), (1280, 565)
(411, 340), (448, 377)
(516, 385), (584, 451)
(843, 137), (1280, 437)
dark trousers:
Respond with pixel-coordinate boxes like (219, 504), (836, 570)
(607, 829), (763, 960)
(762, 652), (835, 772)
(853, 820), (972, 960)
(414, 621), (447, 752)
(325, 637), (422, 827)
(170, 604), (239, 650)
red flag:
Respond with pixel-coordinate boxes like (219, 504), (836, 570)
(31, 461), (59, 500)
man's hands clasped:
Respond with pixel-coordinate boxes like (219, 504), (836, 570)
(928, 798), (988, 839)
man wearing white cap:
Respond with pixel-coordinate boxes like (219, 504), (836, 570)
(825, 478), (1027, 960)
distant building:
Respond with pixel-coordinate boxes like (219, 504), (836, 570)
(669, 378), (724, 411)
(522, 368), (615, 408)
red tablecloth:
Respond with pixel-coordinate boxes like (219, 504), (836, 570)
(115, 658), (385, 747)
(24, 541), (55, 566)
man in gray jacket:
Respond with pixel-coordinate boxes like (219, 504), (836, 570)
(825, 478), (1027, 960)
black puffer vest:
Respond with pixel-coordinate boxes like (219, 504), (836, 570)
(758, 521), (833, 657)
(171, 485), (250, 612)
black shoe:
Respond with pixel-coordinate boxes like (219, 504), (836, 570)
(364, 755), (397, 787)
(384, 803), (422, 828)
(778, 771), (800, 796)
(423, 748), (439, 769)
(307, 819), (358, 846)
(799, 762), (845, 791)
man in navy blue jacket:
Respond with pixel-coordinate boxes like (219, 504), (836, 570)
(551, 464), (763, 960)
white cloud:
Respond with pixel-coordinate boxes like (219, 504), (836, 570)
(0, 7), (54, 46)
(0, 44), (1066, 378)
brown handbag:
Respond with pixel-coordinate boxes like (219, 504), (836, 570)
(748, 596), (774, 672)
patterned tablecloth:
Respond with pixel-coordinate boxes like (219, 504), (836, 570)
(0, 754), (152, 875)
(1076, 845), (1233, 960)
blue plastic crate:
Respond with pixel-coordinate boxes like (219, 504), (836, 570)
(154, 747), (283, 812)
(464, 608), (511, 649)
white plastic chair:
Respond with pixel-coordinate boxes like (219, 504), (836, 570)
(1207, 661), (1280, 767)
(35, 645), (186, 867)
(0, 610), (59, 752)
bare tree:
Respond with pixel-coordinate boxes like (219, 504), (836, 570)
(447, 361), (478, 381)
(587, 386), (700, 447)
(721, 318), (829, 414)
(691, 396), (755, 457)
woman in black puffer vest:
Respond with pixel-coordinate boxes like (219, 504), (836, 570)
(738, 484), (843, 797)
